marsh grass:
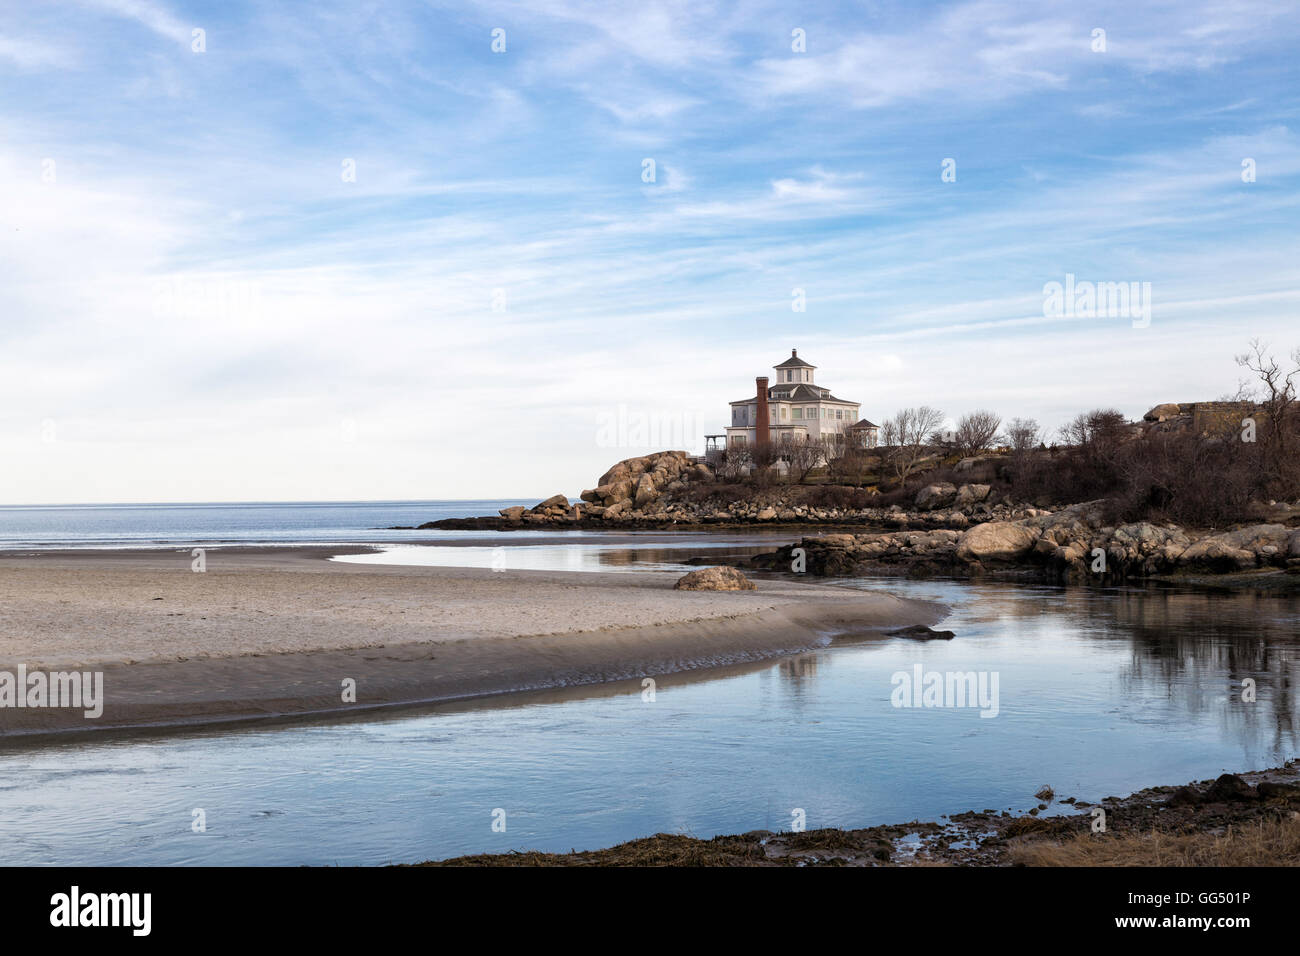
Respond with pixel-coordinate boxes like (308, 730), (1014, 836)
(1010, 816), (1300, 867)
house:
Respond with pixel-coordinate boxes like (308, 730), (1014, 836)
(725, 350), (866, 451)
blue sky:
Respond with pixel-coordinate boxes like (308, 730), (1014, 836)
(3, 0), (1300, 503)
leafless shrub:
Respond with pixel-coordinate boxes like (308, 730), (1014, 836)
(881, 406), (945, 484)
(953, 410), (1003, 457)
(776, 435), (824, 484)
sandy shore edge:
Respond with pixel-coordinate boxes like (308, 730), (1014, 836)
(0, 546), (945, 738)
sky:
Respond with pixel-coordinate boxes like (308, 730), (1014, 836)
(2, 0), (1299, 504)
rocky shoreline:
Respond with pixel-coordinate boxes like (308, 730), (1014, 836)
(418, 762), (1300, 866)
(749, 497), (1300, 584)
(397, 450), (1300, 586)
(398, 451), (1072, 531)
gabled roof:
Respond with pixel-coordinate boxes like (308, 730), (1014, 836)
(850, 419), (879, 429)
(774, 348), (814, 369)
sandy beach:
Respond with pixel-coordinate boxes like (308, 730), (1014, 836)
(0, 546), (944, 736)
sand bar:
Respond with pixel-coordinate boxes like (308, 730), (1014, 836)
(0, 546), (946, 736)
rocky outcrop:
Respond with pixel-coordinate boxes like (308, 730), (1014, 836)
(582, 450), (699, 519)
(752, 501), (1300, 584)
(417, 443), (1050, 530)
(1178, 524), (1291, 571)
(496, 496), (578, 525)
(674, 566), (757, 591)
(753, 529), (963, 575)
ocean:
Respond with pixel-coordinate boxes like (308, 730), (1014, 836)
(0, 499), (534, 549)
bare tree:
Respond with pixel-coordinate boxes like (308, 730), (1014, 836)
(953, 410), (1003, 457)
(1058, 408), (1128, 448)
(882, 406), (945, 484)
(776, 435), (824, 484)
(1005, 417), (1044, 453)
(1236, 338), (1300, 464)
(715, 443), (752, 481)
(879, 418), (899, 449)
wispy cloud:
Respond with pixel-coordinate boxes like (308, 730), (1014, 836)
(1, 0), (1298, 502)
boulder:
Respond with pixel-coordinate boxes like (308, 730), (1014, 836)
(915, 482), (957, 511)
(956, 521), (1039, 562)
(673, 566), (757, 591)
(756, 507), (778, 521)
(955, 484), (991, 507)
(1204, 773), (1255, 802)
(633, 473), (659, 508)
(605, 478), (634, 503)
(498, 506), (526, 521)
(579, 489), (600, 503)
(1143, 402), (1182, 422)
(535, 494), (569, 510)
(1178, 525), (1289, 570)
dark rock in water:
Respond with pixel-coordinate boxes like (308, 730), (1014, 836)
(417, 517), (508, 530)
(1167, 786), (1202, 807)
(684, 555), (747, 567)
(1204, 774), (1255, 802)
(889, 625), (956, 641)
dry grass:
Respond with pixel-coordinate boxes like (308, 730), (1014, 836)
(417, 833), (768, 867)
(1002, 815), (1078, 839)
(1011, 815), (1300, 867)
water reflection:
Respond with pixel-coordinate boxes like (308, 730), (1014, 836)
(332, 540), (779, 573)
(838, 576), (1300, 759)
(0, 547), (1297, 865)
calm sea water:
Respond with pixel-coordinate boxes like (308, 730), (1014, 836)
(1, 524), (1298, 866)
(0, 500), (534, 549)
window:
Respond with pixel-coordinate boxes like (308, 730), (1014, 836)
(781, 406), (788, 419)
(792, 407), (802, 420)
(836, 409), (843, 420)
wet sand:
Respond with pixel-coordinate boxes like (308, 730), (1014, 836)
(0, 546), (945, 736)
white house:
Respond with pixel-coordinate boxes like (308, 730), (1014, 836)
(725, 350), (876, 450)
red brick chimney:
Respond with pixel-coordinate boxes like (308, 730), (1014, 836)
(755, 376), (770, 451)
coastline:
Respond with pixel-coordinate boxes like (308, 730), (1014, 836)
(419, 763), (1300, 867)
(0, 545), (946, 737)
